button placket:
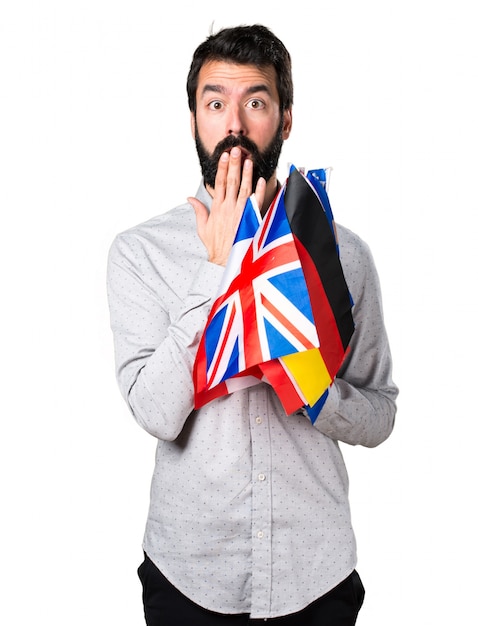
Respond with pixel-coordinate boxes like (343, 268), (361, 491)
(248, 388), (273, 615)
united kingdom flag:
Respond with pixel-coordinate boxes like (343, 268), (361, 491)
(193, 166), (354, 422)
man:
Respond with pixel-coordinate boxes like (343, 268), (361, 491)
(107, 24), (398, 625)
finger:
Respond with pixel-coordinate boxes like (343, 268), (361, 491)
(252, 177), (266, 212)
(237, 158), (254, 203)
(225, 146), (244, 200)
(213, 151), (230, 202)
(188, 196), (208, 237)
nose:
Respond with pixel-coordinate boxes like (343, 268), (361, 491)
(227, 104), (245, 136)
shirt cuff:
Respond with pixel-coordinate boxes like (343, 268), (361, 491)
(312, 383), (340, 431)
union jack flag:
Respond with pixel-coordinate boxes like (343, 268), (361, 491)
(193, 166), (354, 422)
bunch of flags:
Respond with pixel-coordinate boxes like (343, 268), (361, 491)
(193, 165), (354, 423)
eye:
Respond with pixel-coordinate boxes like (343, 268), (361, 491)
(207, 100), (223, 111)
(247, 99), (266, 110)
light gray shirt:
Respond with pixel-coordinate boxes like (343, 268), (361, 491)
(107, 182), (398, 619)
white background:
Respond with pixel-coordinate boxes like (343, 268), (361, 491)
(1, 1), (476, 623)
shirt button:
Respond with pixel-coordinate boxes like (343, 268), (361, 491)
(258, 473), (266, 481)
(255, 417), (262, 424)
(257, 531), (264, 539)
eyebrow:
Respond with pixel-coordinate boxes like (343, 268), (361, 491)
(200, 84), (272, 98)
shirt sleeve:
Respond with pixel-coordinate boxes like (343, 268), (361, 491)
(313, 231), (398, 448)
(107, 231), (224, 441)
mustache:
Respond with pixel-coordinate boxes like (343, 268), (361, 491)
(210, 134), (261, 162)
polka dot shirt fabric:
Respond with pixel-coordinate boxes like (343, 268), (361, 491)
(107, 182), (398, 619)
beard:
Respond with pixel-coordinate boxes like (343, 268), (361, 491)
(194, 116), (284, 190)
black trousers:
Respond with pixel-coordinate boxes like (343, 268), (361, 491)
(138, 553), (365, 626)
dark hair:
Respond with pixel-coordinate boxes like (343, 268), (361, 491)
(186, 24), (293, 114)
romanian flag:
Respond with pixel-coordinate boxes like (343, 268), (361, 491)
(193, 166), (354, 423)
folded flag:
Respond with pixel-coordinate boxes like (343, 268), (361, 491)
(193, 165), (354, 423)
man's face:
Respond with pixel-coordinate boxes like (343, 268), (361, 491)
(191, 61), (292, 189)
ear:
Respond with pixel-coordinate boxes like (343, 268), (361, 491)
(282, 108), (292, 140)
(190, 112), (196, 139)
